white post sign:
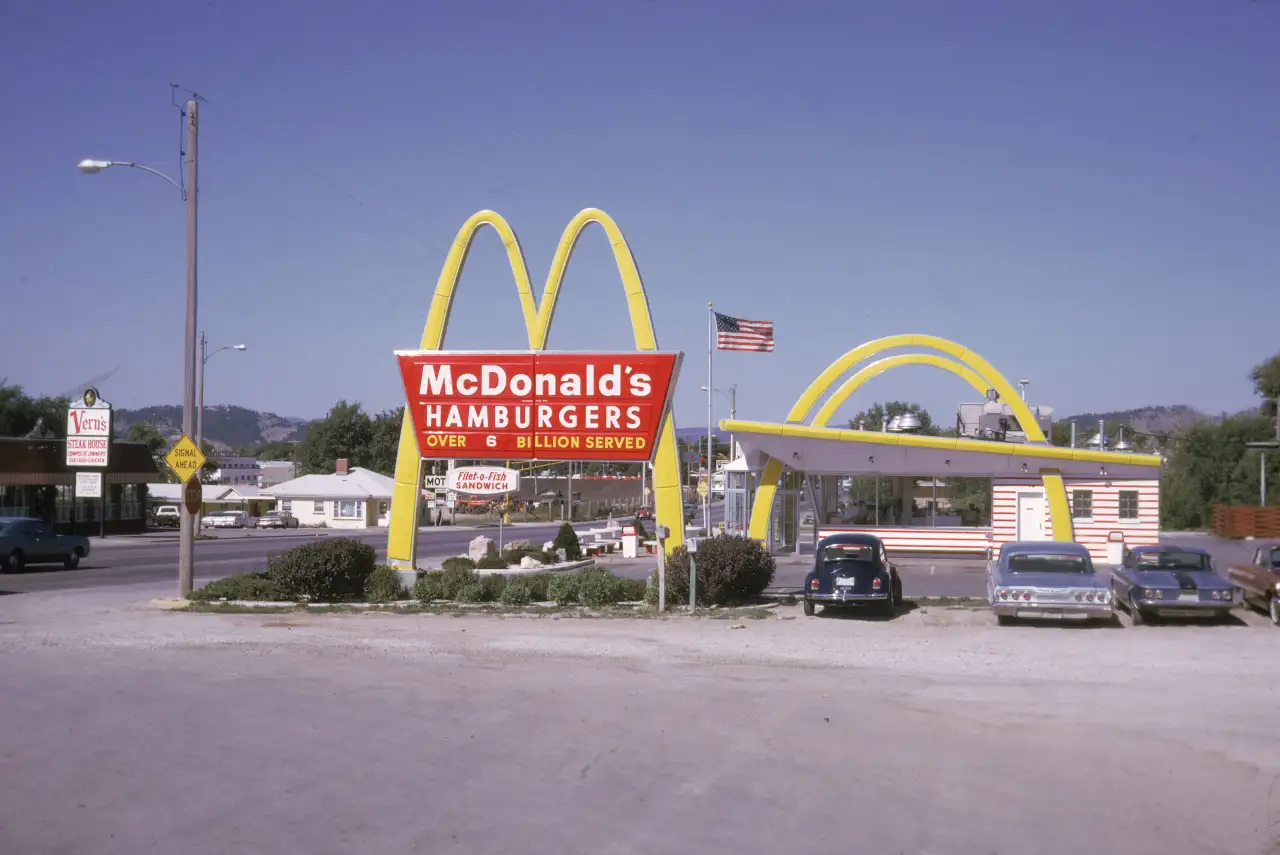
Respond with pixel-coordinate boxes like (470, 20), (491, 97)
(446, 466), (520, 495)
(66, 387), (112, 468)
(75, 471), (103, 499)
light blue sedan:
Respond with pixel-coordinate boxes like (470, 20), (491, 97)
(1111, 544), (1237, 625)
(987, 541), (1113, 625)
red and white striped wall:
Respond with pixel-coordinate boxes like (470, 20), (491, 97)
(818, 478), (1160, 561)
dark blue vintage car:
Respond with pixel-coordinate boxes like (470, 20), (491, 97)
(986, 541), (1112, 625)
(802, 533), (902, 617)
(0, 516), (91, 572)
(1110, 544), (1237, 625)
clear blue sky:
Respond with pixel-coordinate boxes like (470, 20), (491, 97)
(2, 0), (1278, 430)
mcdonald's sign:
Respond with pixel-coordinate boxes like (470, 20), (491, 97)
(386, 208), (687, 571)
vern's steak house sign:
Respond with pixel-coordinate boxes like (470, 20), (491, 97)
(396, 351), (683, 461)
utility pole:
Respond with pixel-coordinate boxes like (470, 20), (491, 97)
(178, 99), (199, 599)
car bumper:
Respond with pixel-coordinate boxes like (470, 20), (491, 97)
(805, 590), (891, 603)
(992, 601), (1112, 620)
(1132, 597), (1234, 616)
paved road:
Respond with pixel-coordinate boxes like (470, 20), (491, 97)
(1, 591), (1277, 855)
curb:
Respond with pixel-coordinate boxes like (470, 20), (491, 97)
(150, 598), (192, 610)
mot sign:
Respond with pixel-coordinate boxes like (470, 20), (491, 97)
(397, 351), (682, 462)
(66, 387), (112, 467)
(447, 465), (520, 495)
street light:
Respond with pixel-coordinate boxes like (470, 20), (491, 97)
(79, 98), (201, 598)
(198, 333), (248, 449)
(701, 384), (738, 458)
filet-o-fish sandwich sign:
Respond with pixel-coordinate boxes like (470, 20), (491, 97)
(447, 465), (519, 495)
(396, 351), (683, 461)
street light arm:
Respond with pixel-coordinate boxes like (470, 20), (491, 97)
(84, 160), (186, 198)
(204, 344), (248, 364)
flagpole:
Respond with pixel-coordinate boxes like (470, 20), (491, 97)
(706, 302), (713, 537)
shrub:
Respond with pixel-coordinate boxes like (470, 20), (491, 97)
(456, 582), (487, 603)
(618, 577), (648, 602)
(480, 573), (508, 601)
(547, 573), (579, 605)
(656, 534), (776, 606)
(267, 538), (377, 601)
(631, 517), (649, 541)
(553, 522), (582, 561)
(523, 573), (553, 602)
(500, 546), (525, 566)
(540, 549), (562, 565)
(440, 565), (476, 600)
(476, 553), (509, 571)
(578, 567), (623, 607)
(365, 564), (406, 603)
(412, 571), (445, 602)
(442, 556), (476, 573)
(500, 580), (532, 606)
(189, 572), (283, 602)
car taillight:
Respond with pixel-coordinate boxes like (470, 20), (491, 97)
(998, 589), (1009, 600)
(1022, 591), (1031, 600)
(872, 578), (882, 589)
(810, 579), (819, 590)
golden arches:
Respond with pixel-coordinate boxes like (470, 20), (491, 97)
(387, 208), (683, 567)
(746, 335), (1073, 544)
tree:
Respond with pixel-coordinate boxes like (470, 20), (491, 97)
(1251, 351), (1280, 423)
(847, 401), (939, 436)
(0, 382), (68, 438)
(125, 422), (175, 483)
(295, 401), (374, 475)
(364, 408), (404, 476)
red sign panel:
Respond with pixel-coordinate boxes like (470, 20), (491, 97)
(397, 351), (682, 462)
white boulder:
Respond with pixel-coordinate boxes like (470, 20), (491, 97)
(468, 536), (497, 561)
(518, 555), (542, 570)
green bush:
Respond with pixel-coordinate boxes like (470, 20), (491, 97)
(655, 534), (776, 606)
(365, 564), (406, 603)
(456, 582), (487, 604)
(522, 573), (553, 602)
(267, 538), (377, 601)
(631, 517), (649, 541)
(547, 573), (579, 605)
(476, 553), (509, 571)
(440, 565), (476, 600)
(578, 567), (623, 607)
(553, 522), (583, 561)
(500, 547), (524, 566)
(481, 573), (508, 601)
(189, 572), (283, 602)
(412, 571), (444, 602)
(500, 580), (532, 606)
(618, 577), (648, 602)
(441, 556), (476, 573)
(540, 549), (561, 565)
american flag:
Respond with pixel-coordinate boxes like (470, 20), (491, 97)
(715, 311), (774, 352)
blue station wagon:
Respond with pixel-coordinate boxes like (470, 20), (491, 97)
(987, 541), (1112, 625)
(802, 533), (902, 617)
(1111, 544), (1237, 625)
(0, 517), (91, 572)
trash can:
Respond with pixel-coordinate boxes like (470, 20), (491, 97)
(1106, 531), (1125, 566)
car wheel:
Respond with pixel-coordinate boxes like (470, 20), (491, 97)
(997, 615), (1015, 627)
(1129, 596), (1145, 626)
(63, 549), (83, 570)
(1270, 598), (1279, 627)
(802, 599), (815, 617)
(892, 577), (904, 606)
(4, 550), (24, 573)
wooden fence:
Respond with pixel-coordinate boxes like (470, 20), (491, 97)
(1211, 505), (1280, 539)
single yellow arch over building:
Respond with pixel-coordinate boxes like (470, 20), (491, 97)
(387, 208), (684, 567)
(746, 335), (1074, 546)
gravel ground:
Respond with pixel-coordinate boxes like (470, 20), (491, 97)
(2, 588), (1279, 854)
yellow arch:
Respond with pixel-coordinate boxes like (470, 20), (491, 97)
(387, 208), (684, 567)
(746, 335), (1073, 545)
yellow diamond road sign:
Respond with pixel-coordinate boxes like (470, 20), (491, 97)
(696, 480), (709, 498)
(164, 434), (207, 484)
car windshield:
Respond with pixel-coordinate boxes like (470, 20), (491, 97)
(822, 543), (875, 564)
(0, 521), (16, 535)
(1006, 553), (1091, 573)
(1135, 551), (1210, 571)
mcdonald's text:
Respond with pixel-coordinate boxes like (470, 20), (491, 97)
(397, 351), (681, 461)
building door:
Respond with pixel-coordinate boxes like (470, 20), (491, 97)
(1016, 491), (1048, 541)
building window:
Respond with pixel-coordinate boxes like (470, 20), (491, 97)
(1118, 490), (1140, 521)
(313, 500), (325, 514)
(1071, 490), (1093, 520)
(280, 500), (291, 513)
(335, 499), (362, 519)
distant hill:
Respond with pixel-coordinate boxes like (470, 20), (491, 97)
(1058, 405), (1212, 435)
(113, 405), (311, 451)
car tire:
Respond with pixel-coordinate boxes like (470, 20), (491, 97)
(802, 599), (815, 617)
(997, 615), (1015, 627)
(4, 550), (24, 573)
(63, 549), (82, 570)
(1129, 596), (1146, 626)
(892, 576), (904, 607)
(1270, 598), (1279, 627)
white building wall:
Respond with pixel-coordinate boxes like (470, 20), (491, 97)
(273, 496), (378, 529)
(993, 477), (1159, 561)
(275, 496), (329, 527)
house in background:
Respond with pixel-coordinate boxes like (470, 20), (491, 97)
(145, 483), (273, 518)
(262, 459), (394, 529)
(209, 456), (262, 486)
(257, 460), (296, 488)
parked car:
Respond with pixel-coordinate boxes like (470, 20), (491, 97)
(151, 505), (181, 528)
(634, 506), (653, 521)
(1225, 542), (1280, 625)
(802, 533), (902, 617)
(1111, 544), (1237, 625)
(203, 510), (254, 529)
(0, 516), (91, 571)
(987, 541), (1112, 625)
(258, 511), (300, 529)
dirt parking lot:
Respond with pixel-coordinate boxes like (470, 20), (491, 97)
(1, 588), (1278, 855)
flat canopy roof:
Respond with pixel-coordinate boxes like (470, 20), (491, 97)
(721, 419), (1162, 479)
